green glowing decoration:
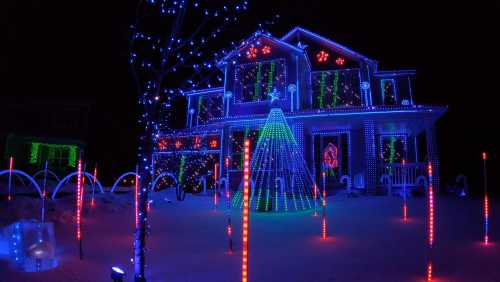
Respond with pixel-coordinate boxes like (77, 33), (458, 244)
(68, 146), (77, 167)
(30, 143), (40, 164)
(233, 108), (317, 212)
(254, 63), (262, 101)
(318, 71), (326, 108)
(332, 71), (339, 107)
(178, 155), (186, 184)
(29, 142), (79, 168)
(266, 62), (275, 96)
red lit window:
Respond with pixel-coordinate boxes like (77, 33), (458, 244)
(209, 139), (218, 149)
(194, 136), (201, 149)
(316, 50), (329, 63)
(175, 140), (182, 149)
(261, 45), (271, 55)
(158, 139), (168, 150)
(335, 57), (345, 66)
(247, 47), (258, 59)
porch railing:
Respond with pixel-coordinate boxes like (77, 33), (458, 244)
(380, 162), (427, 187)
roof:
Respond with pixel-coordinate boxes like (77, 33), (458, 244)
(281, 26), (377, 64)
(217, 31), (305, 68)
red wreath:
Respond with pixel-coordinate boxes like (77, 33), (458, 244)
(323, 143), (339, 169)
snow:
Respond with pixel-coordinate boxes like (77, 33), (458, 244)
(1, 185), (499, 282)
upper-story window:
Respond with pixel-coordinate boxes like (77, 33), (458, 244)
(312, 69), (362, 109)
(380, 79), (397, 105)
(194, 93), (223, 125)
(234, 58), (286, 103)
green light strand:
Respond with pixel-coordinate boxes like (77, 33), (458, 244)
(389, 137), (396, 174)
(178, 155), (186, 184)
(254, 63), (262, 101)
(318, 71), (326, 108)
(332, 71), (339, 107)
(30, 142), (40, 164)
(266, 61), (275, 96)
(68, 146), (77, 167)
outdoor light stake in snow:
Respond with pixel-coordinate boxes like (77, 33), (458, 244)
(41, 160), (48, 223)
(214, 162), (219, 209)
(426, 162), (434, 281)
(482, 152), (489, 245)
(402, 159), (408, 223)
(91, 164), (97, 207)
(427, 162), (434, 248)
(8, 156), (13, 201)
(135, 165), (140, 229)
(76, 156), (83, 259)
(242, 139), (250, 282)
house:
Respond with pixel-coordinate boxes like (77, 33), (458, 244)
(153, 27), (446, 210)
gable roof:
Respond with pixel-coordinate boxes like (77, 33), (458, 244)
(217, 31), (305, 68)
(281, 26), (377, 64)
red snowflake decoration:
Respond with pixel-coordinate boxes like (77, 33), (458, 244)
(175, 140), (182, 149)
(335, 57), (345, 66)
(158, 139), (168, 150)
(316, 50), (329, 63)
(209, 139), (218, 149)
(261, 45), (271, 55)
(247, 47), (258, 59)
(193, 136), (201, 149)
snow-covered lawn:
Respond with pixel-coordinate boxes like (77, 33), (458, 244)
(1, 187), (499, 282)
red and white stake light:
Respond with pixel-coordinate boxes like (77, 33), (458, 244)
(402, 159), (408, 223)
(426, 162), (434, 281)
(482, 152), (489, 245)
(242, 140), (250, 282)
(214, 162), (219, 209)
(135, 165), (140, 229)
(8, 156), (13, 201)
(76, 157), (83, 259)
(313, 183), (319, 216)
(321, 171), (327, 240)
(225, 156), (233, 253)
(427, 162), (434, 248)
(91, 164), (97, 207)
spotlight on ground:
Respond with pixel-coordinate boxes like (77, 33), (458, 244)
(111, 266), (125, 282)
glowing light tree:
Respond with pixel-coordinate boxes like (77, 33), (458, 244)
(242, 140), (251, 282)
(482, 152), (489, 245)
(130, 2), (248, 280)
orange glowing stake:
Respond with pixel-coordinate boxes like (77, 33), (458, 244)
(242, 140), (251, 282)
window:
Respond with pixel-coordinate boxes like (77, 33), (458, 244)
(312, 69), (362, 109)
(380, 135), (407, 165)
(196, 93), (223, 125)
(381, 79), (397, 105)
(235, 59), (286, 103)
(229, 129), (260, 170)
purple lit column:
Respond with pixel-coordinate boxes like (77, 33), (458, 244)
(364, 120), (377, 193)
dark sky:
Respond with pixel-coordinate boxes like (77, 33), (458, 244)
(4, 1), (499, 191)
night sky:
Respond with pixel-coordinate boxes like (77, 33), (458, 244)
(4, 1), (499, 193)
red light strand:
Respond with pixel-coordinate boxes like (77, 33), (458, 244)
(135, 165), (139, 229)
(76, 158), (82, 241)
(242, 140), (250, 282)
(482, 152), (489, 245)
(428, 162), (434, 248)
